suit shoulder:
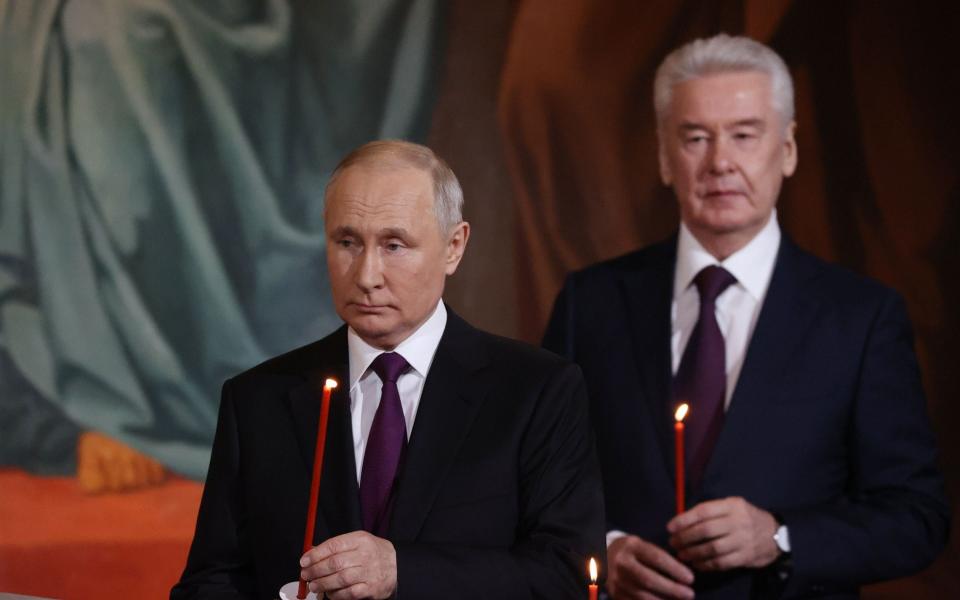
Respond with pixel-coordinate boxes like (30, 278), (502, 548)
(481, 328), (572, 369)
(565, 237), (675, 288)
(790, 243), (903, 309)
(229, 327), (346, 385)
(454, 319), (579, 382)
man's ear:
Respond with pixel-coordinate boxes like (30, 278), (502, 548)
(658, 137), (673, 185)
(781, 121), (798, 177)
(444, 221), (470, 276)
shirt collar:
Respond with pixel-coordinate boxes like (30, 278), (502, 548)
(674, 210), (781, 301)
(347, 300), (447, 390)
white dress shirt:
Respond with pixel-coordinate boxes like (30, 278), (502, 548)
(347, 300), (447, 482)
(672, 212), (781, 408)
(607, 213), (781, 547)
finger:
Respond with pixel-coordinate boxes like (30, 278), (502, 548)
(676, 532), (737, 563)
(77, 439), (104, 493)
(301, 532), (364, 566)
(622, 559), (694, 600)
(302, 548), (363, 581)
(634, 539), (695, 584)
(77, 460), (104, 493)
(132, 455), (149, 488)
(120, 456), (139, 489)
(669, 514), (731, 549)
(326, 582), (371, 600)
(692, 547), (743, 572)
(311, 564), (363, 594)
(99, 446), (123, 492)
(667, 497), (734, 532)
(147, 459), (166, 484)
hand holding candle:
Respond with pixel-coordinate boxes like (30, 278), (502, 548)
(298, 378), (338, 599)
(588, 557), (598, 600)
(674, 403), (689, 515)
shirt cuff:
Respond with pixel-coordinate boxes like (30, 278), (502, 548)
(606, 529), (628, 548)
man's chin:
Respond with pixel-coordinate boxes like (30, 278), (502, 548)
(346, 316), (402, 349)
(696, 207), (768, 236)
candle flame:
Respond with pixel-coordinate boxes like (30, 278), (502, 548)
(674, 403), (689, 422)
(589, 557), (598, 583)
(324, 378), (338, 390)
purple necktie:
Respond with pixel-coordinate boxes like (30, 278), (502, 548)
(673, 265), (737, 491)
(360, 352), (410, 536)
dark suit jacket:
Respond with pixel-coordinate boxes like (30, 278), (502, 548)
(543, 235), (949, 599)
(172, 310), (605, 599)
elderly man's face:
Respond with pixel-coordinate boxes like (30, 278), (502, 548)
(325, 165), (468, 349)
(658, 71), (797, 254)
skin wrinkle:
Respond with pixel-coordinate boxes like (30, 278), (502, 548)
(325, 164), (469, 350)
(300, 160), (470, 598)
(608, 69), (796, 599)
(658, 71), (797, 260)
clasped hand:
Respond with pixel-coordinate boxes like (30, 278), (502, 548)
(607, 497), (781, 599)
(300, 531), (397, 600)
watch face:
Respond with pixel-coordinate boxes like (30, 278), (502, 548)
(774, 525), (791, 553)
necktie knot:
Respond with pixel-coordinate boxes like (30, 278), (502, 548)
(371, 352), (409, 384)
(694, 265), (737, 306)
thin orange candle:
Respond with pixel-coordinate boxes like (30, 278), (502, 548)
(588, 557), (598, 600)
(674, 403), (689, 515)
(298, 378), (338, 599)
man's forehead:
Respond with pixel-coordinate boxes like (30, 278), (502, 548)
(334, 162), (432, 189)
(328, 190), (431, 220)
(326, 167), (437, 235)
(328, 166), (432, 209)
(669, 71), (776, 121)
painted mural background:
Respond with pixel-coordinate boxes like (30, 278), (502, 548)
(2, 1), (958, 598)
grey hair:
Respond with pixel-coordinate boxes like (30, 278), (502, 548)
(654, 33), (795, 128)
(324, 139), (464, 234)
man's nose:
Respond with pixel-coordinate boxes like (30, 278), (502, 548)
(356, 247), (385, 291)
(707, 137), (735, 174)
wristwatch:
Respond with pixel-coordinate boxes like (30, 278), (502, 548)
(773, 523), (791, 554)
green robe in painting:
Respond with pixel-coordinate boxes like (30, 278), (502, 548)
(0, 0), (444, 478)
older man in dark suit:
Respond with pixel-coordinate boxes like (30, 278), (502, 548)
(173, 140), (605, 599)
(544, 35), (948, 599)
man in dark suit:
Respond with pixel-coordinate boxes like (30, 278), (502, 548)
(172, 140), (604, 599)
(544, 35), (949, 599)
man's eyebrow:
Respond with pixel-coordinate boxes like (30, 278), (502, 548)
(380, 227), (411, 239)
(330, 225), (358, 238)
(728, 118), (766, 130)
(329, 226), (413, 239)
(677, 118), (767, 131)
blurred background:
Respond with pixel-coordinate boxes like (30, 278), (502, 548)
(1, 1), (957, 597)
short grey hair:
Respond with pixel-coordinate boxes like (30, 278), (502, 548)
(324, 139), (464, 234)
(654, 33), (795, 128)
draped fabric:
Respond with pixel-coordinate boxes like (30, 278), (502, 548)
(0, 0), (446, 478)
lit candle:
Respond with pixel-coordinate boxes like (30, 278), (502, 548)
(588, 557), (598, 600)
(674, 403), (689, 515)
(299, 378), (338, 599)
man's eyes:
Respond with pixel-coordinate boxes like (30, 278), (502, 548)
(682, 131), (759, 146)
(333, 238), (408, 252)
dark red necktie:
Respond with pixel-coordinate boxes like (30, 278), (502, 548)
(359, 352), (410, 536)
(673, 265), (736, 491)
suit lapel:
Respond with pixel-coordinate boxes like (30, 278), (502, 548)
(287, 328), (362, 540)
(387, 311), (490, 542)
(699, 238), (824, 494)
(619, 238), (678, 481)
